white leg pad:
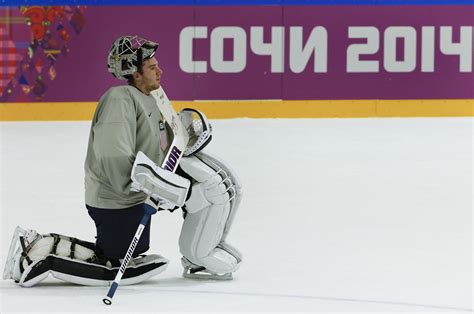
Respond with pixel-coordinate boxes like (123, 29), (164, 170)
(194, 151), (243, 240)
(179, 204), (239, 273)
(178, 152), (242, 275)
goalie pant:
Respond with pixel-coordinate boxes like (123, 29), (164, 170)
(2, 227), (168, 287)
(178, 150), (243, 277)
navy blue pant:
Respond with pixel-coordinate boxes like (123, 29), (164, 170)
(86, 203), (151, 260)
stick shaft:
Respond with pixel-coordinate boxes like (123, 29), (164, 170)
(104, 204), (155, 301)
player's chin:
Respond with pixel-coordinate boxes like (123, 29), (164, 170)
(151, 82), (160, 91)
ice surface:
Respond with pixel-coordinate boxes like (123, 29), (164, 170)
(0, 118), (472, 313)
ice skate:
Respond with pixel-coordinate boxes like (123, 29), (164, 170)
(181, 257), (233, 280)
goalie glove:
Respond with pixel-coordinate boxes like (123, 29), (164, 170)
(179, 108), (212, 156)
(131, 151), (190, 210)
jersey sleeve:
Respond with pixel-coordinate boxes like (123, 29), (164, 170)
(92, 94), (137, 195)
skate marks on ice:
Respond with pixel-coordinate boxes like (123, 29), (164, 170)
(141, 279), (473, 312)
(0, 277), (471, 312)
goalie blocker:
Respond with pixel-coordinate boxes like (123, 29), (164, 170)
(131, 151), (190, 211)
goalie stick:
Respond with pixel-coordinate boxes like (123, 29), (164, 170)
(103, 87), (189, 305)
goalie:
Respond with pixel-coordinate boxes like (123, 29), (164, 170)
(3, 35), (242, 287)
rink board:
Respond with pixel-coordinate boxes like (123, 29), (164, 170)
(1, 99), (472, 120)
(0, 4), (473, 118)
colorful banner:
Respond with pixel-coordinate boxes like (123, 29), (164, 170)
(0, 5), (473, 102)
(2, 0), (474, 5)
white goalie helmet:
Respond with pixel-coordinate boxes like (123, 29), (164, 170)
(107, 35), (159, 80)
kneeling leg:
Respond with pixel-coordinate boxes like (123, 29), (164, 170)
(2, 226), (168, 287)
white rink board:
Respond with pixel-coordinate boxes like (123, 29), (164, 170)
(0, 118), (472, 313)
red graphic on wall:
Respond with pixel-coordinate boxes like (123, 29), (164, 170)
(0, 6), (86, 101)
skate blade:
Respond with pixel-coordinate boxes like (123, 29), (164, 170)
(182, 269), (233, 280)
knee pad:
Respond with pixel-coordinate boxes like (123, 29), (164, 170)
(178, 151), (242, 275)
(3, 227), (168, 287)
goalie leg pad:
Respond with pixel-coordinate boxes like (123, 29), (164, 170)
(194, 151), (242, 241)
(3, 227), (168, 287)
(178, 152), (243, 276)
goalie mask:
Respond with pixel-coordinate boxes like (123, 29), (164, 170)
(107, 35), (159, 80)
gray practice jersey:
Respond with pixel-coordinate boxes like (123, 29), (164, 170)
(84, 85), (172, 209)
